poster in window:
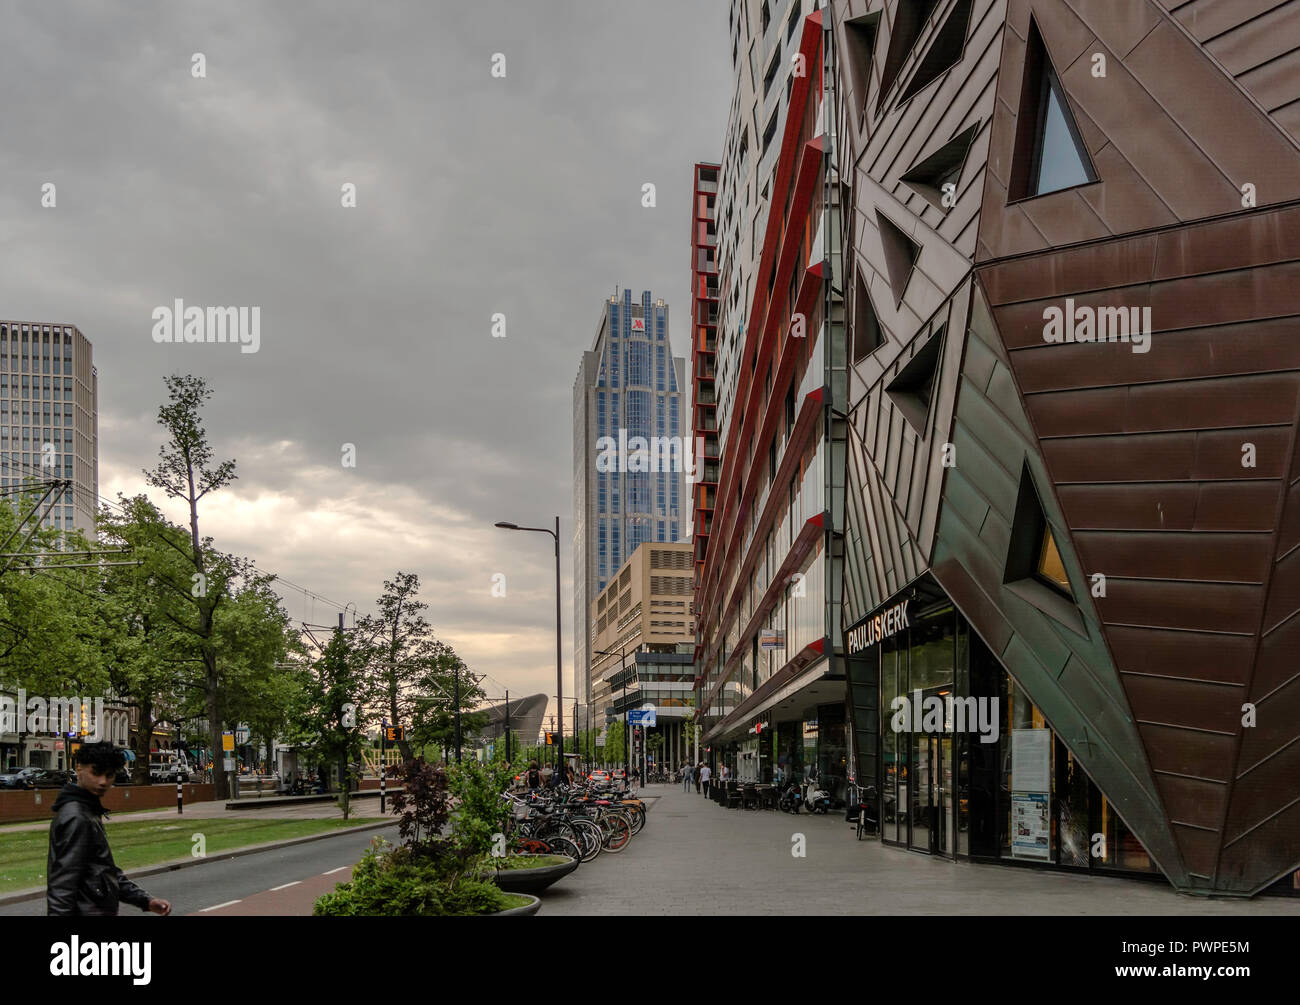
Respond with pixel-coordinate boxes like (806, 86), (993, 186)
(1012, 727), (1051, 793)
(1011, 792), (1050, 860)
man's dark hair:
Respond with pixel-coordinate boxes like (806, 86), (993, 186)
(75, 742), (125, 775)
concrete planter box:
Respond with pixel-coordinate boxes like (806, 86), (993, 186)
(488, 855), (579, 894)
(490, 893), (542, 916)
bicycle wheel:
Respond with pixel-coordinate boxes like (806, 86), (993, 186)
(544, 835), (582, 863)
(600, 814), (632, 853)
(571, 819), (602, 862)
(536, 817), (578, 844)
(626, 804), (646, 835)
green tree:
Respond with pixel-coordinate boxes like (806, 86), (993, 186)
(142, 374), (239, 798)
(357, 572), (439, 761)
(409, 648), (488, 761)
(97, 496), (195, 782)
(604, 720), (626, 768)
(285, 623), (370, 817)
(213, 573), (301, 774)
(0, 489), (108, 698)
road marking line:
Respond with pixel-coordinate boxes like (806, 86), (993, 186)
(199, 900), (242, 912)
(322, 866), (349, 875)
(269, 881), (301, 891)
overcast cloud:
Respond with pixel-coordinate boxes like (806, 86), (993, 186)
(0, 0), (729, 726)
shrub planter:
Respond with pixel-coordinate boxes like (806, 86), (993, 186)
(490, 893), (542, 916)
(488, 854), (579, 894)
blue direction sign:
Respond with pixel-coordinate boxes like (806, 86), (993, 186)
(627, 707), (657, 727)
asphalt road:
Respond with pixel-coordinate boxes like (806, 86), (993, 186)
(0, 822), (398, 917)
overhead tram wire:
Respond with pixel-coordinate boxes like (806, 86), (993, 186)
(2, 449), (355, 620)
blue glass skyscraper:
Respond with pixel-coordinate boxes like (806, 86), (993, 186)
(572, 289), (687, 708)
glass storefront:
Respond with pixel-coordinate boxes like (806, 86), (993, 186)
(849, 581), (1160, 877)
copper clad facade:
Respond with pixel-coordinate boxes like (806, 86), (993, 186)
(832, 0), (1300, 894)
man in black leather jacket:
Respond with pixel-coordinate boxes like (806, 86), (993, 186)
(47, 742), (172, 917)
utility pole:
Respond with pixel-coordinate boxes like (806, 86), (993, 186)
(453, 659), (462, 763)
(335, 612), (351, 818)
(504, 690), (511, 764)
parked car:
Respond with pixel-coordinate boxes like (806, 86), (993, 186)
(0, 766), (39, 789)
(27, 768), (75, 788)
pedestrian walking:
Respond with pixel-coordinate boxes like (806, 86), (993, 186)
(47, 742), (172, 917)
(695, 761), (703, 794)
(682, 762), (693, 792)
(700, 762), (712, 798)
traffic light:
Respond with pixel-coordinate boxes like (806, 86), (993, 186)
(385, 726), (405, 743)
(544, 731), (555, 746)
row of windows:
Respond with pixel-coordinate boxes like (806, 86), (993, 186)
(0, 325), (75, 343)
(0, 357), (74, 375)
(0, 403), (75, 420)
(1, 430), (80, 447)
(0, 375), (75, 395)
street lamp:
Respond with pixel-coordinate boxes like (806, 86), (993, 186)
(593, 644), (633, 780)
(495, 518), (564, 781)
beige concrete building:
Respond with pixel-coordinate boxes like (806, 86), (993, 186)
(590, 541), (696, 770)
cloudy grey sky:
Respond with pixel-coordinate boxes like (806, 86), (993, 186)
(0, 1), (730, 727)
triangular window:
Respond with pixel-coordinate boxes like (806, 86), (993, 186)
(876, 211), (921, 306)
(1002, 462), (1085, 635)
(877, 0), (941, 112)
(852, 270), (886, 363)
(900, 122), (980, 210)
(1009, 19), (1097, 200)
(897, 0), (974, 105)
(843, 12), (881, 120)
(1036, 526), (1070, 593)
(885, 325), (944, 434)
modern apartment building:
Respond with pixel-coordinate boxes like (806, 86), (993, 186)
(690, 162), (723, 604)
(572, 289), (688, 710)
(0, 321), (98, 537)
(715, 0), (825, 449)
(591, 541), (696, 770)
(694, 6), (850, 790)
(830, 0), (1300, 896)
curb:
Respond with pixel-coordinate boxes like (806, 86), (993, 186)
(0, 817), (396, 908)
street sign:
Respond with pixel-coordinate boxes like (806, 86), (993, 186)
(221, 731), (235, 752)
(384, 726), (404, 742)
(222, 757), (235, 771)
(595, 733), (606, 747)
(627, 706), (657, 727)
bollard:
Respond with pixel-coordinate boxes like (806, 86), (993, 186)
(177, 780), (183, 815)
(380, 771), (386, 815)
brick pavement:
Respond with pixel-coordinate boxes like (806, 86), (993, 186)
(539, 784), (1300, 915)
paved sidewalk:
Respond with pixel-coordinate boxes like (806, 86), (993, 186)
(539, 784), (1300, 915)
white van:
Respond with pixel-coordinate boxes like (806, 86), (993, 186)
(149, 752), (191, 783)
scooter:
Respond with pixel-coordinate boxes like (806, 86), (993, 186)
(803, 776), (833, 814)
(855, 785), (879, 839)
(777, 781), (803, 813)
